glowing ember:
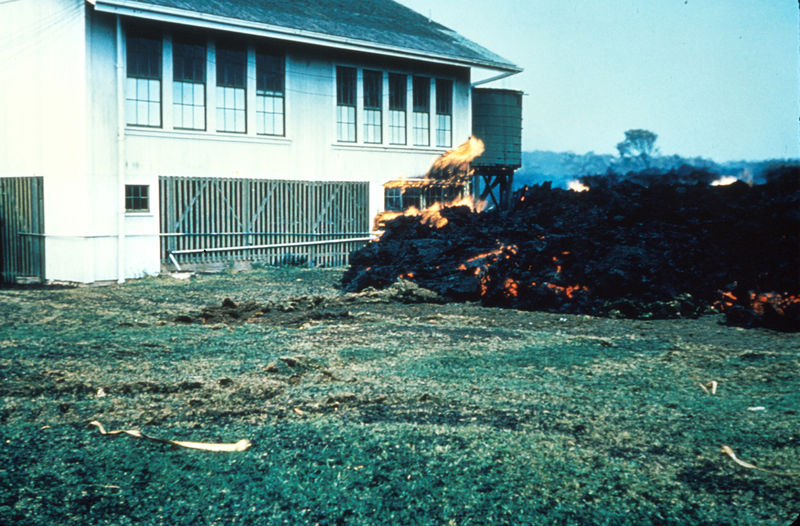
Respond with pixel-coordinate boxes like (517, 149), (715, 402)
(748, 291), (799, 316)
(503, 278), (520, 298)
(711, 176), (738, 186)
(567, 180), (589, 192)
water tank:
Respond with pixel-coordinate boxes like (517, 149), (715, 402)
(471, 88), (523, 169)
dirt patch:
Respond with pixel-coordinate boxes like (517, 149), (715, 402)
(173, 279), (445, 327)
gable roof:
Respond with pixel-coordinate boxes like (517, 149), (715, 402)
(91, 0), (521, 73)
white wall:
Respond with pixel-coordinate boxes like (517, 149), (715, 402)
(0, 0), (96, 282)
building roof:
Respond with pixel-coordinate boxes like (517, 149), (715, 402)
(91, 0), (521, 73)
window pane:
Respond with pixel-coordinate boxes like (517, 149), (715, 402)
(149, 102), (160, 125)
(363, 70), (382, 109)
(336, 66), (356, 106)
(216, 46), (246, 88)
(256, 51), (284, 94)
(436, 79), (453, 115)
(390, 109), (406, 145)
(195, 107), (205, 128)
(173, 39), (205, 83)
(148, 79), (160, 101)
(389, 73), (407, 111)
(413, 76), (430, 112)
(127, 33), (161, 79)
(137, 101), (147, 123)
(413, 111), (429, 146)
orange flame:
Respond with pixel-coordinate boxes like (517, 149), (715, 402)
(425, 137), (485, 186)
(403, 195), (487, 229)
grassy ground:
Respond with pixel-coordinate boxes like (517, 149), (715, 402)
(0, 268), (798, 525)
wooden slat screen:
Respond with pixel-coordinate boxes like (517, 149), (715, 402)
(0, 177), (45, 283)
(159, 176), (370, 268)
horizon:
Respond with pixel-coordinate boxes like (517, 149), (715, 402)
(397, 0), (800, 163)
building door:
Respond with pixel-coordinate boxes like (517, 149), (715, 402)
(0, 177), (45, 283)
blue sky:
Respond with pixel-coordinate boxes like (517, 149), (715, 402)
(398, 0), (800, 162)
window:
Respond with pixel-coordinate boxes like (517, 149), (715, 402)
(172, 37), (206, 130)
(402, 187), (421, 210)
(126, 31), (162, 127)
(389, 73), (407, 145)
(256, 51), (285, 136)
(385, 187), (402, 211)
(125, 185), (149, 212)
(216, 45), (247, 133)
(363, 70), (382, 144)
(412, 76), (430, 146)
(436, 79), (453, 147)
(336, 66), (357, 142)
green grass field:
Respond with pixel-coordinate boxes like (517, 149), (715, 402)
(1, 268), (798, 525)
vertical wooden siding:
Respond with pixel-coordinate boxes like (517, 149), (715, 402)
(0, 177), (45, 283)
(159, 176), (370, 267)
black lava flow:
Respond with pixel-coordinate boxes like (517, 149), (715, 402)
(343, 170), (799, 331)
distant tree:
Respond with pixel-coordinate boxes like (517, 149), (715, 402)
(616, 129), (659, 168)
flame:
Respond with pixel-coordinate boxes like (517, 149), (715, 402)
(711, 176), (738, 186)
(425, 136), (485, 186)
(408, 195), (487, 229)
(567, 180), (589, 192)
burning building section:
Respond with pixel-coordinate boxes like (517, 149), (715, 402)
(346, 158), (800, 331)
(378, 137), (486, 230)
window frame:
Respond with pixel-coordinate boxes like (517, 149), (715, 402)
(255, 50), (286, 137)
(362, 69), (383, 144)
(124, 184), (150, 213)
(336, 66), (357, 143)
(171, 36), (206, 131)
(412, 76), (430, 147)
(125, 29), (162, 128)
(388, 73), (407, 145)
(435, 78), (453, 148)
(215, 43), (248, 134)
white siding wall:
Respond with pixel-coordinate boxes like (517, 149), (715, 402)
(0, 0), (94, 282)
(2, 6), (473, 282)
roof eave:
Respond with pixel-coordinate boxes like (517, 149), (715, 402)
(91, 0), (522, 74)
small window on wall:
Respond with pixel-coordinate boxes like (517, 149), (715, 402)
(336, 66), (357, 142)
(125, 185), (149, 212)
(436, 79), (453, 148)
(126, 30), (162, 127)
